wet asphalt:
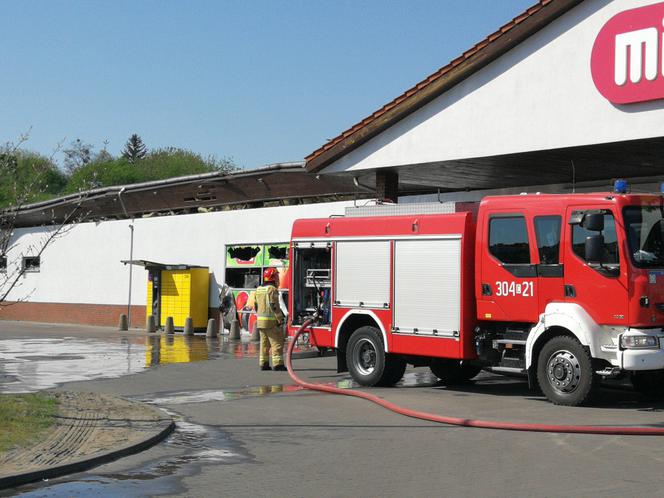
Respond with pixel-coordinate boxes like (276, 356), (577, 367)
(3, 321), (664, 497)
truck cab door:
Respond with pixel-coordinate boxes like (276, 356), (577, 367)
(563, 208), (628, 325)
(478, 213), (539, 323)
(534, 215), (565, 311)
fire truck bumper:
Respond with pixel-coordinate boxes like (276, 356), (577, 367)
(620, 349), (664, 371)
(618, 330), (664, 371)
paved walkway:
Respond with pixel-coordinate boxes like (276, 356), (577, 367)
(0, 391), (173, 489)
(5, 320), (664, 497)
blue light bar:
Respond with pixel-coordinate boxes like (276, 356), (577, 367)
(614, 179), (629, 194)
(660, 183), (664, 194)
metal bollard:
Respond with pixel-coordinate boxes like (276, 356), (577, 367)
(206, 318), (218, 337)
(146, 315), (156, 333)
(118, 314), (128, 331)
(229, 318), (241, 340)
(250, 324), (260, 342)
(184, 317), (194, 336)
(164, 316), (175, 334)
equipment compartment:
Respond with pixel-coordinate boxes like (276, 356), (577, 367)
(292, 244), (332, 325)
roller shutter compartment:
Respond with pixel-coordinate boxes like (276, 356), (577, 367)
(393, 238), (461, 337)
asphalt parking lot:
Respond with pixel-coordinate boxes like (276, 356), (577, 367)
(3, 321), (664, 497)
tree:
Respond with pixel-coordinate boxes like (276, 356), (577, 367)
(63, 139), (93, 174)
(65, 147), (238, 193)
(0, 136), (88, 305)
(122, 134), (147, 163)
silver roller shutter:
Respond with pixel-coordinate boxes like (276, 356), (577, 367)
(393, 238), (461, 336)
(335, 241), (391, 308)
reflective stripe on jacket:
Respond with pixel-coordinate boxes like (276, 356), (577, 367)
(255, 285), (284, 329)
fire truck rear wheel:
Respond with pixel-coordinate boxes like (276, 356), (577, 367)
(347, 326), (389, 386)
(537, 336), (596, 406)
(429, 359), (481, 384)
(377, 355), (407, 387)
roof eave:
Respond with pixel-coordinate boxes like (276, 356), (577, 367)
(305, 0), (582, 174)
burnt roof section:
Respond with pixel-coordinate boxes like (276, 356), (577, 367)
(7, 162), (365, 228)
(305, 0), (583, 173)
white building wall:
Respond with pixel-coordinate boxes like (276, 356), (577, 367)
(322, 0), (664, 174)
(6, 201), (355, 307)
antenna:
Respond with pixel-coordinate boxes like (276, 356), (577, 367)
(570, 160), (576, 193)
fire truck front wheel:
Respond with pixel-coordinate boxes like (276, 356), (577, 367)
(536, 336), (597, 406)
(346, 326), (404, 387)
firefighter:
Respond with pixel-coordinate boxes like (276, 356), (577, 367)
(255, 267), (286, 371)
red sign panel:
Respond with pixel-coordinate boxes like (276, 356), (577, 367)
(591, 2), (664, 104)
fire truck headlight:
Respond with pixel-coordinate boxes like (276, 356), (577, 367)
(621, 335), (659, 349)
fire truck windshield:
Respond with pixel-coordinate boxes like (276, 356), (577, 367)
(623, 205), (664, 268)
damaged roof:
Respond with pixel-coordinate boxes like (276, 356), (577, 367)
(5, 162), (365, 228)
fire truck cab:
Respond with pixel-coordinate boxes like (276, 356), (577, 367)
(288, 192), (664, 405)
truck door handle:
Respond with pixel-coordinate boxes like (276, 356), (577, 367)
(482, 283), (492, 296)
(564, 285), (576, 297)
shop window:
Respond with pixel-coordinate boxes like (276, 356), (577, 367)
(266, 245), (288, 261)
(0, 256), (6, 273)
(489, 216), (530, 264)
(572, 213), (619, 264)
(227, 246), (261, 263)
(534, 216), (562, 264)
(225, 268), (261, 289)
(22, 256), (40, 273)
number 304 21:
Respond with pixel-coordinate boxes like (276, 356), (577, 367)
(495, 281), (534, 297)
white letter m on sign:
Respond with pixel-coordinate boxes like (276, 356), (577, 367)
(614, 26), (658, 85)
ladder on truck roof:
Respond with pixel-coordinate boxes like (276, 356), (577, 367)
(344, 202), (457, 217)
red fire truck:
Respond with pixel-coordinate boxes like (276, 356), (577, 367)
(288, 188), (664, 405)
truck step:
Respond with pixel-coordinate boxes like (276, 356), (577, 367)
(595, 367), (621, 378)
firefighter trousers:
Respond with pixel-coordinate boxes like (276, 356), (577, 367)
(259, 326), (284, 367)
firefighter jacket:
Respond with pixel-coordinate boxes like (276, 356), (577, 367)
(255, 284), (285, 329)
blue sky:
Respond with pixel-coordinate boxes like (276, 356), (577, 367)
(1, 0), (534, 169)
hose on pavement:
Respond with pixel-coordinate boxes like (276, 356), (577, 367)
(286, 319), (664, 436)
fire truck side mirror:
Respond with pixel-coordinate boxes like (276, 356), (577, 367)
(585, 235), (604, 264)
(582, 213), (604, 232)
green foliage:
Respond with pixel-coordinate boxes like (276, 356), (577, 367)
(0, 145), (238, 207)
(65, 147), (237, 193)
(0, 151), (67, 208)
(0, 392), (57, 452)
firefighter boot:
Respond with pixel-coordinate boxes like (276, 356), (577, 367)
(260, 363), (270, 371)
(273, 364), (287, 371)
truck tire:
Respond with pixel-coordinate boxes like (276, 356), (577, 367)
(537, 336), (597, 406)
(378, 355), (407, 387)
(346, 326), (388, 386)
(430, 359), (481, 384)
(632, 371), (664, 399)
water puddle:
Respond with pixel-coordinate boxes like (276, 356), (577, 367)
(398, 371), (440, 387)
(10, 411), (254, 498)
(0, 333), (320, 393)
(0, 337), (149, 393)
(136, 384), (306, 406)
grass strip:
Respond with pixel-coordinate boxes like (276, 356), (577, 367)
(0, 393), (57, 453)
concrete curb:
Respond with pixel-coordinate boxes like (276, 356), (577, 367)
(0, 403), (175, 491)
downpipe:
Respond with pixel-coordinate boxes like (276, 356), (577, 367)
(286, 318), (664, 436)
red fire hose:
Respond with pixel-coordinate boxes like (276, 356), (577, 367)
(286, 319), (664, 436)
